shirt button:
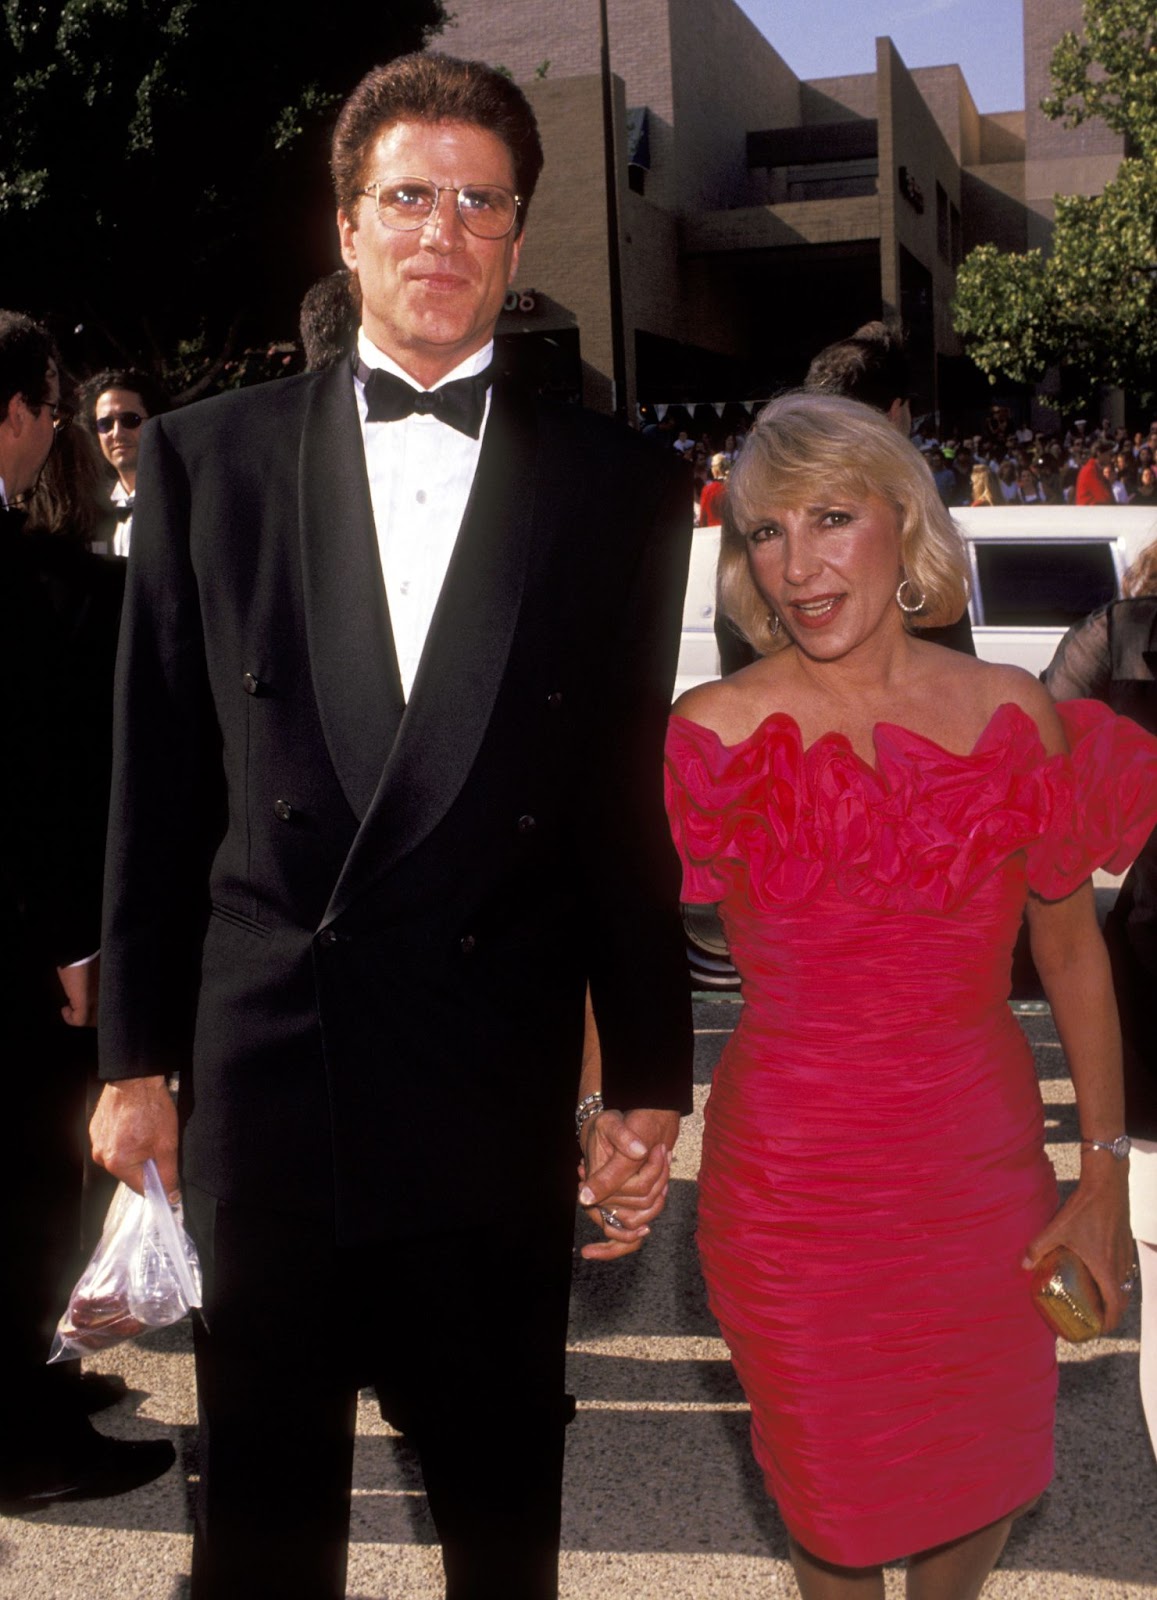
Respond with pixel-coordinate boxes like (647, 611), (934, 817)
(242, 672), (260, 695)
(318, 929), (339, 948)
(517, 814), (537, 834)
(273, 798), (294, 822)
(460, 934), (477, 956)
(416, 489), (427, 504)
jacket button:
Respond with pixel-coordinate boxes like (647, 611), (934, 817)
(318, 928), (339, 948)
(242, 671), (261, 695)
(517, 814), (537, 834)
(460, 934), (477, 955)
(547, 691), (563, 710)
(273, 798), (294, 822)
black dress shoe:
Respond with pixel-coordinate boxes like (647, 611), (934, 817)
(0, 1434), (176, 1513)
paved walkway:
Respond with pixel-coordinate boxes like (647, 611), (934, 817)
(2, 1002), (1154, 1598)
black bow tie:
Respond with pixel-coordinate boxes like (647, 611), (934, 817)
(357, 359), (492, 439)
(113, 500), (134, 522)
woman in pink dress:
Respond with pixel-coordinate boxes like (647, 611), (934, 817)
(663, 393), (1149, 1599)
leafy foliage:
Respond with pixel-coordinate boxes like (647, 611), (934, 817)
(0, 0), (446, 393)
(952, 0), (1157, 412)
(1041, 0), (1157, 156)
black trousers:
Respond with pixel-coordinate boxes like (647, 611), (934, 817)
(0, 980), (95, 1477)
(184, 1185), (575, 1600)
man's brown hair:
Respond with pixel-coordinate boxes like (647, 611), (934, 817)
(331, 53), (544, 235)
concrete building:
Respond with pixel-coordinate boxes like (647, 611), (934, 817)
(443, 0), (1123, 423)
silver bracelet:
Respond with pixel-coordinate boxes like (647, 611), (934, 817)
(575, 1091), (605, 1148)
(1080, 1134), (1131, 1161)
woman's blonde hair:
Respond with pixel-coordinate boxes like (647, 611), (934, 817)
(1123, 536), (1157, 598)
(970, 463), (1000, 507)
(719, 391), (970, 656)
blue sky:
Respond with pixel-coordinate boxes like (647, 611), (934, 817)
(736, 0), (1026, 114)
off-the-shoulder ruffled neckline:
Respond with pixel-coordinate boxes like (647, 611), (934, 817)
(668, 700), (1040, 774)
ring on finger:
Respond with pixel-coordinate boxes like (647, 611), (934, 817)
(600, 1207), (626, 1231)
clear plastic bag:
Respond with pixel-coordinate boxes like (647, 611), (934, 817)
(48, 1159), (202, 1362)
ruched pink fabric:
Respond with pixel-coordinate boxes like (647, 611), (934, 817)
(665, 699), (1157, 1566)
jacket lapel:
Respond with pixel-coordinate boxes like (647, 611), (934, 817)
(299, 363), (405, 820)
(323, 379), (538, 924)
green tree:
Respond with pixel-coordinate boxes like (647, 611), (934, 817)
(1, 0), (446, 393)
(952, 0), (1157, 413)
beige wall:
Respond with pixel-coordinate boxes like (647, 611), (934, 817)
(442, 0), (680, 207)
(979, 112), (1026, 164)
(909, 66), (980, 166)
(877, 40), (968, 388)
(505, 75), (616, 411)
(668, 0), (799, 211)
(801, 75), (875, 122)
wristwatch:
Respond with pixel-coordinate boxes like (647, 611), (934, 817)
(1080, 1134), (1131, 1160)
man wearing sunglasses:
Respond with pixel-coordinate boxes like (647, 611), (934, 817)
(91, 52), (692, 1600)
(85, 370), (167, 558)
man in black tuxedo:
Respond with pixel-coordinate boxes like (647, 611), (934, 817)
(0, 310), (172, 1508)
(91, 54), (693, 1600)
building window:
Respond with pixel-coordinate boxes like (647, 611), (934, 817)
(786, 160), (877, 201)
(748, 120), (879, 201)
(950, 202), (962, 269)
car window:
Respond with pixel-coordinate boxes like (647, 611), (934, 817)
(971, 541), (1118, 627)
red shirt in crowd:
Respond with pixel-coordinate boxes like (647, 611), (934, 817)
(1075, 458), (1114, 506)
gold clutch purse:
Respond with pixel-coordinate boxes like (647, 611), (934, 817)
(1030, 1246), (1105, 1342)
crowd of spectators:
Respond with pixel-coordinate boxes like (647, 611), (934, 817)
(916, 404), (1157, 509)
(651, 384), (1157, 523)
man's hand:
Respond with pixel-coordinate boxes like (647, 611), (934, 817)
(90, 1076), (180, 1201)
(57, 957), (99, 1027)
(577, 1107), (680, 1261)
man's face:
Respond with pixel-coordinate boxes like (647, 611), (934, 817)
(337, 119), (523, 388)
(4, 359), (59, 499)
(94, 387), (148, 486)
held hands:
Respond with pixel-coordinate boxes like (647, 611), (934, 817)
(90, 1076), (181, 1203)
(1022, 1156), (1134, 1331)
(577, 1107), (679, 1262)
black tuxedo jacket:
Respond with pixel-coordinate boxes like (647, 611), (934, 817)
(1, 519), (124, 1032)
(99, 365), (694, 1243)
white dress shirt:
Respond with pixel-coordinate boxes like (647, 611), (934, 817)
(354, 329), (493, 701)
(111, 479), (133, 558)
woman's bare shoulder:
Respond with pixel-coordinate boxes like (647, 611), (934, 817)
(672, 657), (791, 744)
(938, 655), (1066, 754)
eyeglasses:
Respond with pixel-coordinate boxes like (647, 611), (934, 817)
(361, 178), (521, 239)
(95, 412), (145, 433)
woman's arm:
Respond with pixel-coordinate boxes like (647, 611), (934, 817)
(1024, 883), (1133, 1329)
(1006, 673), (1134, 1326)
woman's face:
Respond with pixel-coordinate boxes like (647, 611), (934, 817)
(1140, 467), (1154, 490)
(744, 489), (904, 661)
